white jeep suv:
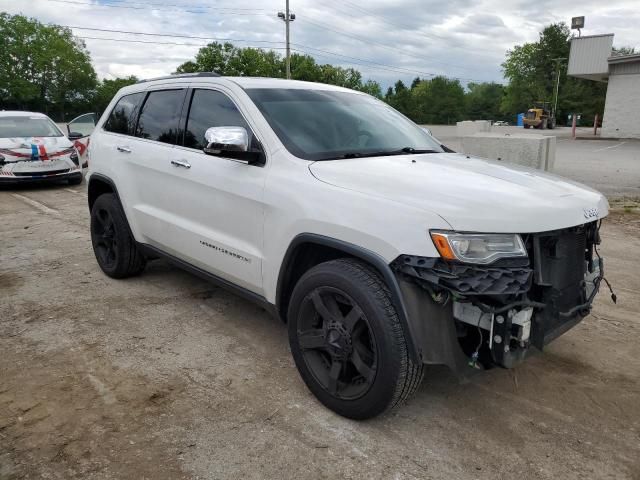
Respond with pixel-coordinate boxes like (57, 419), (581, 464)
(87, 73), (610, 419)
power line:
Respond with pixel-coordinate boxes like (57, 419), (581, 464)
(298, 17), (473, 72)
(105, 0), (268, 11)
(66, 24), (492, 82)
(65, 25), (284, 46)
(292, 43), (440, 78)
(77, 35), (286, 50)
(290, 47), (434, 79)
(43, 0), (272, 14)
(321, 0), (499, 55)
(73, 34), (498, 83)
(292, 44), (491, 82)
(322, 0), (451, 43)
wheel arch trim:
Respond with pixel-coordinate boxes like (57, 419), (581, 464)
(87, 173), (120, 210)
(276, 233), (421, 362)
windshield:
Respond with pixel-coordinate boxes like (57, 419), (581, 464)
(245, 88), (444, 160)
(0, 116), (63, 138)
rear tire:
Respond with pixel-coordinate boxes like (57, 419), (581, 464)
(90, 193), (146, 278)
(288, 258), (424, 420)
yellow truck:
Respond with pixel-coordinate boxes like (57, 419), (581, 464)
(523, 102), (556, 129)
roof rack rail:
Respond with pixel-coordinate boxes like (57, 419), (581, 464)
(137, 72), (221, 83)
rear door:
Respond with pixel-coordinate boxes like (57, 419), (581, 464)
(117, 88), (189, 250)
(159, 86), (267, 295)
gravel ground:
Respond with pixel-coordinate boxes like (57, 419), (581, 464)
(1, 183), (639, 480)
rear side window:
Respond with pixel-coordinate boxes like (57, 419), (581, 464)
(104, 92), (144, 135)
(184, 89), (251, 150)
(135, 89), (186, 144)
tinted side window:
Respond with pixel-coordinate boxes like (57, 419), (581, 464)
(184, 89), (251, 150)
(135, 89), (186, 144)
(104, 92), (144, 135)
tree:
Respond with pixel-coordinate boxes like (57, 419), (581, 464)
(501, 22), (607, 124)
(386, 80), (412, 117)
(357, 79), (383, 98)
(412, 77), (465, 124)
(0, 13), (97, 120)
(93, 76), (139, 115)
(175, 42), (283, 77)
(612, 46), (636, 56)
(175, 41), (383, 96)
(465, 82), (505, 121)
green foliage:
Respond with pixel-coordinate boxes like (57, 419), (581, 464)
(612, 46), (636, 56)
(501, 22), (607, 124)
(0, 15), (617, 128)
(385, 77), (466, 124)
(466, 82), (505, 121)
(93, 76), (139, 115)
(0, 13), (97, 120)
(175, 42), (381, 96)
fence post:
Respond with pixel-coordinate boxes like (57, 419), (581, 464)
(572, 115), (577, 139)
(593, 113), (599, 136)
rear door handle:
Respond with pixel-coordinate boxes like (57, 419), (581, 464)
(171, 159), (191, 169)
(116, 146), (131, 153)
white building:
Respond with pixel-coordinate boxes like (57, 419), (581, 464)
(568, 34), (640, 138)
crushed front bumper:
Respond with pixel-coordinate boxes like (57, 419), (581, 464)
(391, 221), (604, 373)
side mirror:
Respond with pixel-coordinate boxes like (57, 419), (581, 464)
(204, 126), (264, 166)
(68, 131), (84, 140)
(204, 126), (249, 153)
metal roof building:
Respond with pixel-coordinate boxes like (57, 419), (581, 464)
(568, 35), (640, 138)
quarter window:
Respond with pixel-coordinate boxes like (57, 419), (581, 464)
(135, 89), (186, 144)
(104, 92), (145, 135)
(184, 89), (252, 150)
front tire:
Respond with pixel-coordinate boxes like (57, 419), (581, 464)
(288, 258), (424, 419)
(90, 193), (146, 278)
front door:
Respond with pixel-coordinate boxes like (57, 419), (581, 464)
(159, 87), (267, 295)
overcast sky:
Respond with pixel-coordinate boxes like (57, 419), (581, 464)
(2, 0), (639, 88)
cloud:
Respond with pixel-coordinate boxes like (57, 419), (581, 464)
(2, 0), (639, 88)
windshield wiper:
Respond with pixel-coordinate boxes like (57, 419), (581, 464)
(339, 147), (439, 159)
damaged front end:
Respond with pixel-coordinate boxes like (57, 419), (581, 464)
(391, 221), (608, 374)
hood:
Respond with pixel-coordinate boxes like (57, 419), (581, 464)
(309, 153), (609, 233)
(0, 136), (74, 162)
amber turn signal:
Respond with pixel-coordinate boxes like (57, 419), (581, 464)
(430, 232), (457, 260)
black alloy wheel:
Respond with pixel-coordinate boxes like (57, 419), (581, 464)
(93, 206), (118, 270)
(297, 286), (377, 400)
(90, 193), (146, 278)
(288, 258), (424, 419)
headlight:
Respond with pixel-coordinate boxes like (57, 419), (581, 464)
(430, 231), (527, 264)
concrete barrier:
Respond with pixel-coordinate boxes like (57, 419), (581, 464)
(456, 120), (491, 137)
(461, 132), (556, 171)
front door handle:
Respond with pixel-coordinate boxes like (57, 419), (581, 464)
(171, 159), (191, 169)
(116, 146), (131, 153)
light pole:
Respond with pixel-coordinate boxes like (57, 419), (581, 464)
(552, 57), (566, 117)
(277, 1), (296, 79)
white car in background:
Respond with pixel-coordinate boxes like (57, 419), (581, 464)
(0, 111), (83, 185)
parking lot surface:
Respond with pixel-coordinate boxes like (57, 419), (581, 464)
(1, 185), (639, 479)
(428, 125), (640, 198)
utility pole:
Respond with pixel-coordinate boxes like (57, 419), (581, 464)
(552, 57), (566, 116)
(277, 2), (295, 79)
